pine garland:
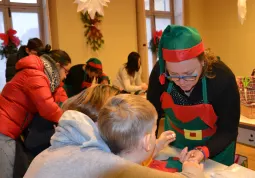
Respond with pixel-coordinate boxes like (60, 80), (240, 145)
(0, 41), (18, 59)
(81, 12), (104, 51)
(149, 38), (158, 54)
(0, 29), (20, 59)
(149, 30), (163, 56)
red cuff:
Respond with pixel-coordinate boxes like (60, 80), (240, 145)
(196, 146), (210, 159)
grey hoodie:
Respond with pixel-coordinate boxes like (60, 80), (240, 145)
(24, 110), (205, 178)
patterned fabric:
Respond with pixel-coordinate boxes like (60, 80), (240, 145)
(40, 54), (60, 92)
(171, 85), (203, 106)
(0, 133), (16, 178)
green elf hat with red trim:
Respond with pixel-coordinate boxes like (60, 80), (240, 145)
(86, 58), (102, 70)
(158, 25), (204, 85)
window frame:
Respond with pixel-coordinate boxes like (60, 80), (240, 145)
(8, 0), (41, 7)
(10, 7), (44, 43)
(0, 0), (44, 44)
(145, 0), (175, 68)
(0, 6), (7, 31)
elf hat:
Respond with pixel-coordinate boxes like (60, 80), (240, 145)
(86, 58), (102, 70)
(158, 25), (204, 85)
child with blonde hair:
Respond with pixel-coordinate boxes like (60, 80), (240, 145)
(25, 86), (204, 178)
(98, 94), (204, 175)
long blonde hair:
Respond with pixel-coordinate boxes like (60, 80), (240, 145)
(62, 84), (120, 122)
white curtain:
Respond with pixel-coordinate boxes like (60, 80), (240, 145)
(238, 0), (247, 24)
(42, 0), (52, 45)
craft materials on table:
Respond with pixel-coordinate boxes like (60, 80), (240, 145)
(148, 157), (182, 173)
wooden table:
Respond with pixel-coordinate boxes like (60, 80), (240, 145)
(240, 115), (255, 128)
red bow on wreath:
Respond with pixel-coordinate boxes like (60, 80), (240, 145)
(153, 30), (163, 44)
(0, 29), (20, 47)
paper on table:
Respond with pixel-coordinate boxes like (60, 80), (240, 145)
(211, 164), (255, 178)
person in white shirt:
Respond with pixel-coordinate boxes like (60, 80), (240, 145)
(113, 52), (148, 93)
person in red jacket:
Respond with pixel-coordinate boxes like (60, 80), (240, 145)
(0, 49), (71, 178)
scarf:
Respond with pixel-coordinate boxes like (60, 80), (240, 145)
(40, 54), (60, 92)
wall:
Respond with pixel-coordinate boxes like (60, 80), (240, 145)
(184, 0), (255, 76)
(204, 0), (255, 76)
(184, 0), (205, 35)
(49, 0), (137, 81)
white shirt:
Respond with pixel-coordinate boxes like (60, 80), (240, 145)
(113, 65), (143, 92)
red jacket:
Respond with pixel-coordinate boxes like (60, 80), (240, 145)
(0, 55), (63, 139)
(53, 82), (68, 105)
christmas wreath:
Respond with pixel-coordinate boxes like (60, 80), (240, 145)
(81, 12), (104, 51)
(149, 30), (163, 55)
(0, 28), (20, 59)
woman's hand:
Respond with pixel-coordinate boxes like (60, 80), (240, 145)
(182, 160), (204, 171)
(141, 83), (148, 91)
(179, 147), (205, 163)
(156, 131), (176, 151)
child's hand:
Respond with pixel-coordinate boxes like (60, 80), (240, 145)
(156, 131), (176, 151)
(179, 147), (204, 163)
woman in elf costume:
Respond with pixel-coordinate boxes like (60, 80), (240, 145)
(147, 25), (240, 166)
(64, 58), (103, 97)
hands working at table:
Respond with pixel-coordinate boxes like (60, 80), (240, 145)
(182, 160), (204, 171)
(180, 147), (204, 172)
(179, 147), (205, 163)
(154, 130), (176, 157)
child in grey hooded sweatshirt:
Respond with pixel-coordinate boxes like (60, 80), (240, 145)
(24, 85), (204, 178)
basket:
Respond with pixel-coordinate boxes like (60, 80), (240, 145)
(236, 76), (255, 119)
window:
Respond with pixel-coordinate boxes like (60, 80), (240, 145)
(0, 0), (43, 45)
(145, 0), (184, 73)
(0, 0), (45, 90)
(10, 0), (37, 3)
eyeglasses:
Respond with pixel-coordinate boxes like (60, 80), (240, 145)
(165, 73), (198, 81)
(61, 65), (69, 75)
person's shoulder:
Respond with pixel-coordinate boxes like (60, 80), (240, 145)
(207, 60), (237, 94)
(68, 64), (84, 75)
(119, 64), (128, 74)
(6, 53), (18, 66)
(212, 60), (236, 81)
(120, 64), (126, 70)
(152, 60), (160, 74)
(25, 147), (128, 178)
(70, 64), (84, 70)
